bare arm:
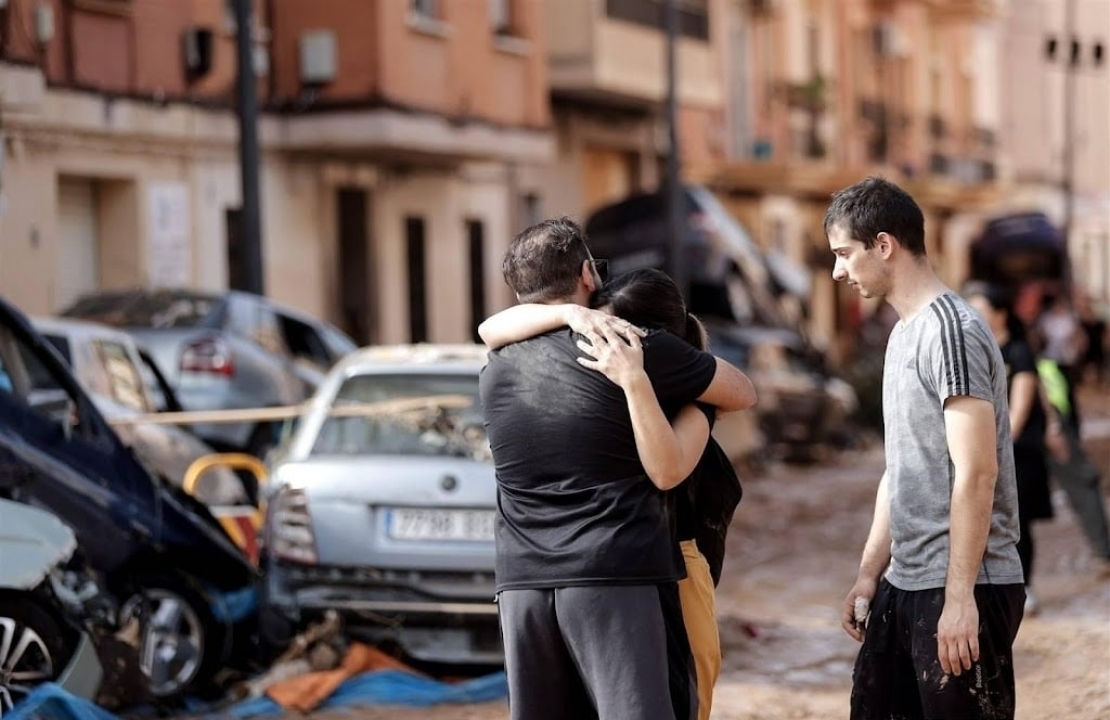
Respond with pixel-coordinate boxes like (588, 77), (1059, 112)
(697, 357), (758, 413)
(577, 326), (710, 490)
(478, 304), (644, 350)
(1008, 371), (1038, 438)
(841, 471), (892, 641)
(938, 395), (999, 675)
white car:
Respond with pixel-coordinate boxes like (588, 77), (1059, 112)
(32, 317), (247, 505)
(259, 344), (500, 666)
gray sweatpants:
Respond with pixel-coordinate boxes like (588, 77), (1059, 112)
(497, 584), (692, 720)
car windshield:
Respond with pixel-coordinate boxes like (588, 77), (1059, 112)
(311, 373), (488, 461)
(63, 292), (220, 329)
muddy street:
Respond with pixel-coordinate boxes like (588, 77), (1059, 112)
(304, 398), (1110, 720)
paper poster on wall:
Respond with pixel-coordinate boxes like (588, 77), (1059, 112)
(148, 183), (192, 288)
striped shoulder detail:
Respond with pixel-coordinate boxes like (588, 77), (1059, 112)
(929, 294), (971, 396)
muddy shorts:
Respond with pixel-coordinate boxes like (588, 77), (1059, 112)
(850, 579), (1025, 720)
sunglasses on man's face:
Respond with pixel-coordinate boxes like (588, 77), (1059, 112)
(591, 259), (609, 283)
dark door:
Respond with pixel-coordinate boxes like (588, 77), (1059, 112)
(337, 188), (375, 345)
(226, 207), (247, 292)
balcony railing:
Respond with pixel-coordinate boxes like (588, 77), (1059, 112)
(604, 0), (710, 41)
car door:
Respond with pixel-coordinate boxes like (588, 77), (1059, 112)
(0, 309), (153, 574)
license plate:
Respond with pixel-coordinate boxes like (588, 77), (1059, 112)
(387, 508), (495, 541)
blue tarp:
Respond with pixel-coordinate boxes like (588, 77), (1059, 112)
(8, 670), (508, 720)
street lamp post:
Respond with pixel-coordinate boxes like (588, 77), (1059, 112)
(234, 0), (264, 296)
(664, 0), (686, 301)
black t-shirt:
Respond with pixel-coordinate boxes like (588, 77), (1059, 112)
(673, 403), (716, 542)
(480, 327), (718, 591)
(1001, 337), (1046, 449)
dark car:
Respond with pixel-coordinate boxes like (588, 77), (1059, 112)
(60, 289), (357, 457)
(0, 294), (258, 699)
(584, 184), (811, 329)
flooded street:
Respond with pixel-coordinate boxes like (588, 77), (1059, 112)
(305, 393), (1110, 720)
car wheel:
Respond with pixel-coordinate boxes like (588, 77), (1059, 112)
(0, 594), (75, 713)
(119, 575), (224, 699)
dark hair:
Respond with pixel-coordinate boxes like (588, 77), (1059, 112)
(593, 268), (707, 350)
(502, 217), (592, 303)
(823, 176), (927, 257)
(964, 280), (1026, 341)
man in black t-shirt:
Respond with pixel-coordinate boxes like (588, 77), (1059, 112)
(480, 218), (757, 720)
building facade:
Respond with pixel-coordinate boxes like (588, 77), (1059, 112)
(686, 0), (1010, 361)
(997, 0), (1109, 305)
(0, 0), (552, 345)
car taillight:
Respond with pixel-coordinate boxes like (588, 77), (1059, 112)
(268, 487), (318, 564)
(180, 337), (235, 376)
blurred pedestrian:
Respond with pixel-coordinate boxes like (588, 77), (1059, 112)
(478, 218), (756, 720)
(1036, 294), (1085, 430)
(1035, 355), (1110, 575)
(965, 283), (1054, 614)
(827, 177), (1024, 720)
(1076, 293), (1107, 387)
(480, 268), (747, 720)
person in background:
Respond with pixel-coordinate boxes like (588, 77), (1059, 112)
(965, 282), (1054, 615)
(828, 177), (1024, 720)
(1036, 293), (1085, 431)
(480, 268), (746, 720)
(1076, 292), (1107, 388)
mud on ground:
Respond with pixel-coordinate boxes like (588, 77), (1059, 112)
(300, 388), (1110, 720)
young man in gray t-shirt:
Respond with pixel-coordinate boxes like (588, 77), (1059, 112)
(827, 177), (1025, 720)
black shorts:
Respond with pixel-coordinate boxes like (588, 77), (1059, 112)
(851, 579), (1025, 720)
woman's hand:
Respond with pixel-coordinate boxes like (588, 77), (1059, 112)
(576, 323), (648, 391)
(564, 306), (646, 345)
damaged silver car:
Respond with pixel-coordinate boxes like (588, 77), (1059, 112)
(259, 345), (500, 666)
(0, 499), (108, 713)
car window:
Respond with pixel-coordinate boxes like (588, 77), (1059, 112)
(276, 313), (331, 369)
(42, 334), (73, 365)
(312, 373), (488, 461)
(93, 340), (150, 412)
(320, 324), (358, 362)
(0, 325), (82, 427)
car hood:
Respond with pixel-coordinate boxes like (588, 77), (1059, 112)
(0, 499), (77, 590)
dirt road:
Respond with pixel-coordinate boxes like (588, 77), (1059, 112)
(306, 392), (1110, 720)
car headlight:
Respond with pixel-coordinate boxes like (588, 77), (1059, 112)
(268, 487), (318, 564)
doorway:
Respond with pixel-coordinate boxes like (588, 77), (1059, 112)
(336, 188), (375, 345)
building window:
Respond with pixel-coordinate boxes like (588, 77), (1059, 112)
(604, 0), (709, 42)
(467, 220), (486, 343)
(521, 193), (542, 228)
(412, 0), (438, 18)
(405, 216), (428, 343)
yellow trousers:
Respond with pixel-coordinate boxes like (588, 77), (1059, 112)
(678, 539), (721, 720)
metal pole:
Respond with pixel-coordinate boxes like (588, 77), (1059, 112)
(235, 0), (265, 296)
(664, 0), (686, 301)
(1061, 0), (1076, 297)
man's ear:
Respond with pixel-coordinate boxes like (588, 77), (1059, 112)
(581, 259), (598, 293)
(875, 232), (895, 259)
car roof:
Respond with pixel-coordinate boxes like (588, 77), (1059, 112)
(31, 316), (139, 347)
(337, 344), (489, 375)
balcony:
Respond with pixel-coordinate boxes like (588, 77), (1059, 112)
(924, 0), (1009, 21)
(545, 0), (722, 108)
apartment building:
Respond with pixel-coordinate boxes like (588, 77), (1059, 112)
(998, 0), (1109, 304)
(0, 0), (552, 344)
(687, 0), (1009, 359)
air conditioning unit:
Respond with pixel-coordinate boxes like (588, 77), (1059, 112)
(300, 29), (337, 86)
(182, 27), (215, 80)
(873, 21), (907, 58)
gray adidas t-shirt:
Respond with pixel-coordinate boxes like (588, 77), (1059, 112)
(882, 291), (1023, 591)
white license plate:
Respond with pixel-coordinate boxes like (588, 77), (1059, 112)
(387, 508), (495, 541)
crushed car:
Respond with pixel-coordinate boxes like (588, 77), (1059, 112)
(0, 294), (259, 699)
(0, 498), (108, 713)
(259, 344), (501, 666)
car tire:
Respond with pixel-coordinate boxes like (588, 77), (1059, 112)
(119, 574), (226, 700)
(0, 593), (76, 712)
